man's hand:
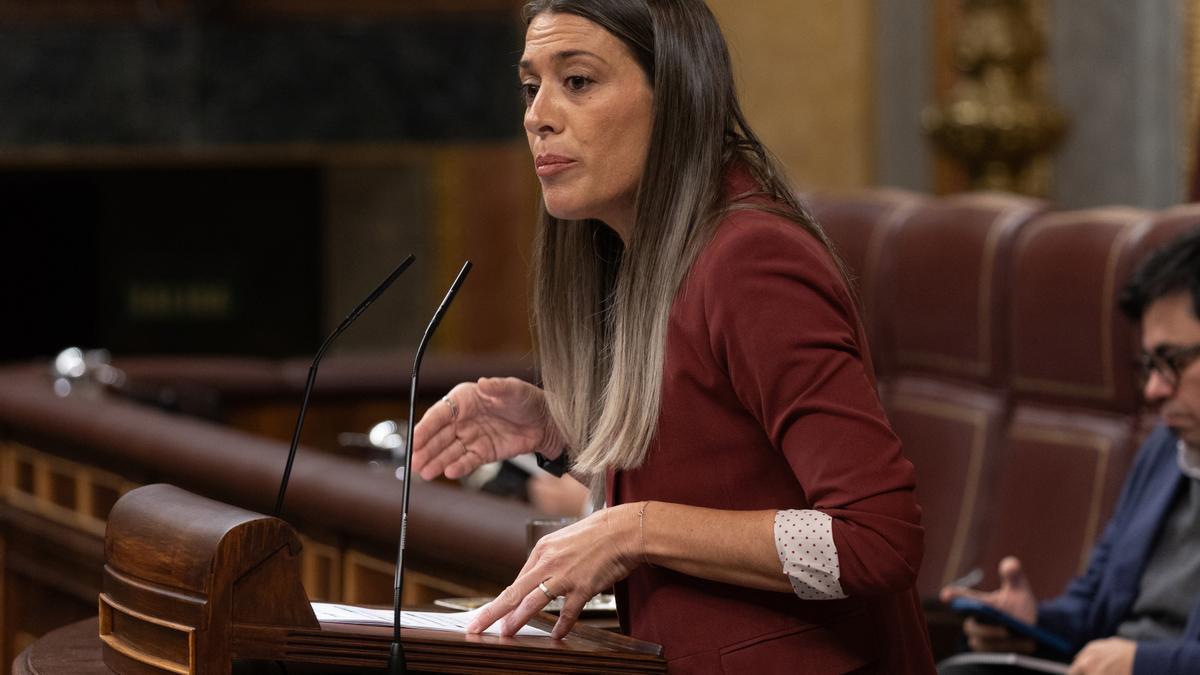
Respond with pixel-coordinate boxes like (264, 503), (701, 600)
(1067, 637), (1135, 675)
(958, 617), (1038, 654)
(940, 556), (1039, 653)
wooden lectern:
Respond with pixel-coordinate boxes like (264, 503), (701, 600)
(98, 484), (665, 674)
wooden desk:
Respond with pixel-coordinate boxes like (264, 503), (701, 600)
(14, 619), (108, 675)
(14, 617), (653, 675)
(12, 618), (394, 674)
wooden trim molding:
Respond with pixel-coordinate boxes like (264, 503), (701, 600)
(2, 442), (132, 538)
(99, 593), (196, 675)
(298, 534), (343, 603)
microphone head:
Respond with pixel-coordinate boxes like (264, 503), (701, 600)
(52, 347), (87, 379)
(51, 347), (124, 398)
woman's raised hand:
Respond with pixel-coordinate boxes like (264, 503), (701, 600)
(411, 377), (561, 481)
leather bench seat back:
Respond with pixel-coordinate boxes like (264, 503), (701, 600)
(982, 407), (1135, 594)
(885, 377), (1008, 595)
(979, 208), (1154, 593)
(879, 193), (1043, 597)
(887, 194), (1044, 388)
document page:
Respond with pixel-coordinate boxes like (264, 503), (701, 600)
(311, 602), (550, 637)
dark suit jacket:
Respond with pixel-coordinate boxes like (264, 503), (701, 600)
(1038, 425), (1200, 674)
(607, 165), (936, 674)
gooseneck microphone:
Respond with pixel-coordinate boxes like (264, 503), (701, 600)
(389, 261), (473, 675)
(272, 253), (416, 518)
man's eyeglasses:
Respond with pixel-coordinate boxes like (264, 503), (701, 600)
(1137, 343), (1200, 390)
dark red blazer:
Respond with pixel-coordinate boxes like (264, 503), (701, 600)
(607, 168), (936, 674)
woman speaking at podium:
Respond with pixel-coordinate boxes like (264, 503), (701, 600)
(413, 0), (935, 671)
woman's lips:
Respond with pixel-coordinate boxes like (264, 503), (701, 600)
(535, 155), (577, 177)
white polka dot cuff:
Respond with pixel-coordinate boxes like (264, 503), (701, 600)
(773, 509), (846, 600)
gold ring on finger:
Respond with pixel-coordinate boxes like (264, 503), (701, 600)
(442, 396), (459, 421)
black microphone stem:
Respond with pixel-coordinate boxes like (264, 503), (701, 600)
(272, 253), (415, 519)
(389, 261), (472, 675)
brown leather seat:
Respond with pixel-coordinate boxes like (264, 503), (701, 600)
(885, 377), (1009, 596)
(982, 407), (1135, 594)
(874, 193), (1042, 597)
(1138, 205), (1200, 255)
(884, 193), (1044, 387)
(795, 194), (1195, 603)
(978, 207), (1154, 594)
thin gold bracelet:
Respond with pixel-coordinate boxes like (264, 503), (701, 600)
(638, 500), (653, 567)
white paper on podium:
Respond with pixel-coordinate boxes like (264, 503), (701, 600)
(311, 602), (550, 637)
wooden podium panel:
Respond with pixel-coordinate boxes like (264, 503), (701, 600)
(98, 484), (664, 674)
(234, 618), (664, 673)
(16, 617), (666, 675)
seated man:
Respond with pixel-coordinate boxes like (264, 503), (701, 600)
(940, 227), (1200, 675)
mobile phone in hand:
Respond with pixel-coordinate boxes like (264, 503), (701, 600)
(948, 597), (1074, 657)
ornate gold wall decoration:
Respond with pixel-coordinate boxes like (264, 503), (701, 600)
(923, 0), (1067, 195)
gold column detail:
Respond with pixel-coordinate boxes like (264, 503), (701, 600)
(923, 0), (1067, 195)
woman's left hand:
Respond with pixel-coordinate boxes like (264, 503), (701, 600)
(467, 502), (643, 639)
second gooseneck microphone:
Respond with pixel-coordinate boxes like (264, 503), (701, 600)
(388, 261), (473, 675)
(273, 253), (416, 518)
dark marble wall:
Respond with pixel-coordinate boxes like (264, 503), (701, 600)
(873, 2), (932, 192)
(0, 12), (538, 359)
(1049, 0), (1185, 209)
(0, 15), (524, 145)
(0, 167), (326, 358)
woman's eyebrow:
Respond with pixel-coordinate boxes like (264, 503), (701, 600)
(519, 49), (609, 71)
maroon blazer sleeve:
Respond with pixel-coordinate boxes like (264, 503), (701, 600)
(700, 213), (924, 597)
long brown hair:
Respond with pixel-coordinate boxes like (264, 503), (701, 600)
(525, 0), (844, 475)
